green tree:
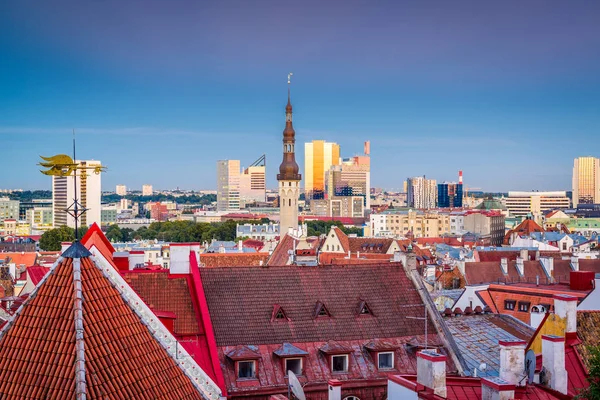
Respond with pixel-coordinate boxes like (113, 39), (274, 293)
(577, 346), (600, 399)
(105, 225), (123, 242)
(39, 225), (88, 251)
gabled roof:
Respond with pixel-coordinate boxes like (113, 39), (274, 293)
(0, 242), (219, 399)
(0, 252), (37, 267)
(200, 264), (428, 346)
(504, 219), (545, 245)
(81, 222), (116, 255)
(273, 342), (308, 357)
(26, 266), (49, 286)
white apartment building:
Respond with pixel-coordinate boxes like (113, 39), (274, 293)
(142, 184), (153, 196)
(370, 210), (451, 238)
(217, 160), (241, 212)
(240, 161), (266, 203)
(115, 184), (127, 196)
(52, 160), (102, 228)
(406, 176), (437, 209)
(503, 191), (570, 218)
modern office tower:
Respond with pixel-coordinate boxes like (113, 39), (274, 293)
(406, 176), (437, 209)
(142, 184), (153, 196)
(573, 156), (600, 207)
(216, 160), (241, 212)
(325, 147), (371, 209)
(240, 155), (266, 203)
(278, 81), (301, 235)
(115, 184), (127, 196)
(437, 171), (464, 208)
(0, 197), (20, 221)
(503, 191), (571, 218)
(52, 160), (102, 228)
(304, 140), (340, 202)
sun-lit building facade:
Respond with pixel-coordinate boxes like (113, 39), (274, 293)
(304, 140), (340, 202)
(573, 156), (600, 207)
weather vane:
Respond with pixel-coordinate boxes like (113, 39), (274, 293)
(38, 130), (107, 239)
(288, 72), (293, 84)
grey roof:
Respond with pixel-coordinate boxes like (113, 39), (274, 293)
(443, 314), (535, 377)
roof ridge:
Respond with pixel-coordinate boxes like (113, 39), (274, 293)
(89, 253), (221, 400)
(72, 258), (87, 399)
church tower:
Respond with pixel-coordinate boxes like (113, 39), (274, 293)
(277, 73), (301, 235)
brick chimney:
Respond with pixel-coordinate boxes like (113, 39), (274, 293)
(328, 379), (342, 400)
(416, 350), (447, 398)
(500, 258), (508, 275)
(481, 377), (516, 400)
(553, 294), (577, 339)
(541, 335), (568, 394)
(499, 340), (526, 386)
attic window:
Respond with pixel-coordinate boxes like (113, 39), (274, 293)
(504, 300), (516, 310)
(518, 301), (530, 312)
(315, 302), (331, 318)
(271, 305), (290, 322)
(358, 301), (373, 316)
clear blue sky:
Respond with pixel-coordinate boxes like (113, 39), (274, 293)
(1, 0), (599, 192)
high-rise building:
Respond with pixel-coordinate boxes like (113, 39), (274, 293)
(52, 160), (102, 228)
(304, 140), (340, 201)
(278, 78), (301, 235)
(325, 149), (371, 209)
(240, 155), (266, 204)
(437, 171), (463, 208)
(406, 176), (437, 209)
(503, 191), (571, 219)
(0, 197), (20, 222)
(142, 184), (153, 196)
(573, 156), (600, 207)
(216, 160), (241, 212)
(116, 184), (127, 196)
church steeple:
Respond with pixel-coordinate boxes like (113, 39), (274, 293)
(278, 73), (301, 182)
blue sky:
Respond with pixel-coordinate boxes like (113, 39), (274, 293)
(1, 0), (599, 192)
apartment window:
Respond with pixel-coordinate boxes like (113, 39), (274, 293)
(237, 361), (256, 379)
(378, 352), (394, 370)
(518, 302), (531, 312)
(285, 358), (303, 375)
(332, 355), (348, 373)
(562, 242), (567, 251)
(504, 300), (516, 311)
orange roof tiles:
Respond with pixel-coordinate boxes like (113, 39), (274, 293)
(0, 252), (37, 267)
(199, 253), (269, 267)
(0, 245), (212, 399)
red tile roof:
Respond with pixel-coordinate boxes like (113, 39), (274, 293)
(0, 252), (37, 267)
(199, 253), (269, 267)
(26, 266), (49, 286)
(199, 264), (431, 346)
(464, 261), (548, 285)
(504, 219), (545, 245)
(0, 247), (210, 399)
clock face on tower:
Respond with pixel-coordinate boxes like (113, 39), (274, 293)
(286, 113), (292, 122)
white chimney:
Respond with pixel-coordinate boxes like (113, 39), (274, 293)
(416, 350), (447, 398)
(348, 250), (351, 259)
(500, 258), (508, 275)
(520, 248), (529, 261)
(328, 379), (342, 400)
(553, 294), (577, 337)
(515, 257), (524, 276)
(481, 377), (515, 400)
(393, 251), (402, 262)
(541, 335), (568, 394)
(238, 240), (243, 252)
(170, 244), (191, 274)
(540, 257), (554, 282)
(128, 251), (145, 270)
(571, 256), (579, 271)
(499, 339), (526, 386)
(357, 251), (360, 258)
(457, 261), (465, 277)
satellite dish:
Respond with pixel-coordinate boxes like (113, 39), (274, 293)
(525, 349), (536, 383)
(479, 363), (487, 372)
(288, 371), (306, 400)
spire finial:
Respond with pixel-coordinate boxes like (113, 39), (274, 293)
(287, 72), (293, 104)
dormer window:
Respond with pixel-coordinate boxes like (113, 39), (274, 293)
(358, 300), (372, 316)
(285, 358), (303, 375)
(332, 354), (348, 373)
(237, 361), (256, 379)
(377, 352), (394, 370)
(271, 304), (290, 322)
(314, 301), (331, 318)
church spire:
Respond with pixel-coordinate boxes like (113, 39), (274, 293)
(278, 73), (300, 182)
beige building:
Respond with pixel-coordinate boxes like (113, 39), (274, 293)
(370, 210), (451, 238)
(463, 211), (505, 246)
(503, 191), (570, 219)
(311, 196), (365, 218)
(240, 155), (266, 204)
(142, 184), (153, 196)
(325, 154), (371, 209)
(116, 184), (127, 196)
(573, 156), (600, 207)
(216, 160), (241, 212)
(304, 140), (340, 202)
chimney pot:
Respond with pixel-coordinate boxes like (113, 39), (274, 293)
(553, 294), (577, 335)
(328, 379), (342, 400)
(541, 335), (568, 394)
(499, 340), (526, 386)
(417, 350), (447, 398)
(481, 377), (516, 400)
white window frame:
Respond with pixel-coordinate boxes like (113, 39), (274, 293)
(377, 352), (394, 370)
(237, 360), (257, 379)
(331, 354), (349, 373)
(285, 357), (303, 375)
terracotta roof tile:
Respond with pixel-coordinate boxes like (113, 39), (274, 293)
(0, 252), (37, 267)
(199, 253), (269, 268)
(0, 248), (214, 399)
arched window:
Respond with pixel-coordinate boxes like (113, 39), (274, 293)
(289, 198), (292, 207)
(343, 396), (361, 400)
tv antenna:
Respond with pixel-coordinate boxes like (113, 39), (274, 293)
(406, 299), (429, 349)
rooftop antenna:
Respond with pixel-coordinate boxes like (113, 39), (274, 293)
(406, 299), (428, 349)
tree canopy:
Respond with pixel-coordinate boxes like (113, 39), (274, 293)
(305, 220), (363, 237)
(39, 226), (89, 251)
